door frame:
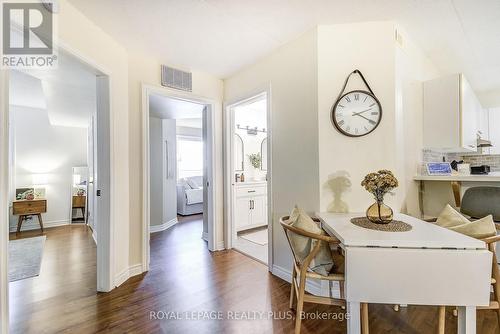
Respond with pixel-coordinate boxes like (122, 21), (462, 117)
(223, 86), (273, 271)
(0, 44), (115, 332)
(141, 84), (217, 272)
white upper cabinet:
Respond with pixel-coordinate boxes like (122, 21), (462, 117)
(424, 74), (483, 152)
(488, 109), (500, 154)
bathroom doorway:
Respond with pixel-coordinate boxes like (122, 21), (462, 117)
(225, 92), (271, 266)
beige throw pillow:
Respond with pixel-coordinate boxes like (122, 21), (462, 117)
(436, 204), (496, 239)
(287, 206), (334, 276)
(436, 204), (470, 228)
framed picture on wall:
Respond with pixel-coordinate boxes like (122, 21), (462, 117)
(16, 188), (34, 200)
(34, 188), (46, 199)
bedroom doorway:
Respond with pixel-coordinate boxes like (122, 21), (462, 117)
(225, 92), (272, 267)
(142, 85), (216, 271)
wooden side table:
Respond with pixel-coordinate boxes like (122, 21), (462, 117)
(13, 199), (47, 233)
(72, 195), (86, 222)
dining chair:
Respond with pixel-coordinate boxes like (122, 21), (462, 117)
(428, 187), (500, 333)
(280, 215), (369, 334)
(437, 223), (500, 334)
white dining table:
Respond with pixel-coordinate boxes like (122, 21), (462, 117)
(317, 212), (493, 334)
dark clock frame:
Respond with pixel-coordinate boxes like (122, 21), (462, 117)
(330, 89), (383, 137)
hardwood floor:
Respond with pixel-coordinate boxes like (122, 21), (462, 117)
(8, 217), (500, 333)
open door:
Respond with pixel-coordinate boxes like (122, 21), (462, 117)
(95, 76), (112, 292)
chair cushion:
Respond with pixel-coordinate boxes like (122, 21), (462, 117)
(287, 206), (334, 276)
(436, 204), (496, 239)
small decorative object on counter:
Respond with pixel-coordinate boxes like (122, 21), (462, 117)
(77, 188), (86, 196)
(248, 153), (262, 169)
(361, 169), (398, 224)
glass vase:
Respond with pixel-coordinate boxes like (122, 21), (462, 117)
(366, 200), (393, 224)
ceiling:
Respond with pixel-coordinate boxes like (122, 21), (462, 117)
(68, 0), (500, 101)
(10, 50), (98, 128)
(149, 94), (204, 119)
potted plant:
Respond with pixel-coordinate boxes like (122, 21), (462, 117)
(247, 153), (262, 180)
(361, 169), (398, 224)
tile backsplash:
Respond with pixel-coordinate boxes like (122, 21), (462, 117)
(461, 155), (500, 172)
(422, 149), (500, 172)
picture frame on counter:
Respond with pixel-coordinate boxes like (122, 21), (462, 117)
(426, 162), (452, 175)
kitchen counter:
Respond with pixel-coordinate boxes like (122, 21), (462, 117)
(414, 172), (500, 182)
(414, 172), (500, 218)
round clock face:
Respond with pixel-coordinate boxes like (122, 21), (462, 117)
(331, 90), (382, 137)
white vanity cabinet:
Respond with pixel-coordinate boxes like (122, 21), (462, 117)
(234, 183), (267, 232)
(424, 74), (483, 152)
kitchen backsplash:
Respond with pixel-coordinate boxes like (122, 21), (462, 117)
(461, 155), (500, 171)
(422, 149), (500, 172)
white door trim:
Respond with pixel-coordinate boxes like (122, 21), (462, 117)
(0, 69), (10, 334)
(141, 83), (217, 272)
(223, 85), (273, 271)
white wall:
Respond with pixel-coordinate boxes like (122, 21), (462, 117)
(318, 23), (441, 217)
(317, 22), (399, 213)
(224, 29), (319, 270)
(394, 27), (441, 217)
(9, 106), (87, 230)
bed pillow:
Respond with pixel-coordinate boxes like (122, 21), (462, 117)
(287, 206), (334, 276)
(436, 204), (496, 239)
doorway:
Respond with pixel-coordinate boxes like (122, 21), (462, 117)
(0, 48), (113, 333)
(225, 92), (272, 266)
(142, 85), (217, 271)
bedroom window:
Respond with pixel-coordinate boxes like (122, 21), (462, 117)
(177, 136), (203, 179)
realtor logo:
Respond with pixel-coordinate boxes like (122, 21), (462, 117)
(1, 1), (58, 68)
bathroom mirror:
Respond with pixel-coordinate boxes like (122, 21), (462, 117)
(71, 166), (88, 223)
(234, 134), (244, 171)
(261, 137), (268, 171)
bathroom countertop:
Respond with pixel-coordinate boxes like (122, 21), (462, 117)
(234, 180), (267, 186)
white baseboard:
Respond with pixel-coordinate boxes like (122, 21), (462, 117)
(92, 229), (97, 245)
(9, 219), (69, 232)
(272, 265), (340, 297)
(150, 218), (177, 233)
(114, 263), (143, 287)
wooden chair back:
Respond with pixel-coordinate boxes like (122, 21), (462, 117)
(279, 216), (339, 271)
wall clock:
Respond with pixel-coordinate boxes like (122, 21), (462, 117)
(331, 70), (382, 137)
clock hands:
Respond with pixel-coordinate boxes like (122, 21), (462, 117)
(352, 108), (372, 116)
(353, 113), (377, 125)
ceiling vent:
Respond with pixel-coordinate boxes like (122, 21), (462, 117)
(161, 65), (192, 92)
